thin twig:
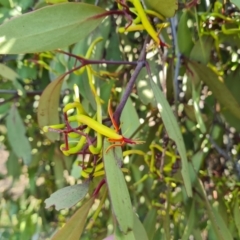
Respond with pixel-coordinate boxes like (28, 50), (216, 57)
(113, 38), (148, 125)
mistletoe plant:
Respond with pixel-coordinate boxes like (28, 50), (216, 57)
(2, 0), (240, 239)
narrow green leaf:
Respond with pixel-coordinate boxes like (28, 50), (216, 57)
(103, 139), (133, 234)
(234, 198), (240, 237)
(150, 80), (192, 197)
(143, 0), (178, 17)
(192, 84), (206, 133)
(143, 208), (157, 240)
(177, 11), (194, 56)
(6, 106), (32, 165)
(0, 63), (19, 81)
(45, 181), (89, 210)
(51, 197), (94, 240)
(136, 58), (157, 106)
(187, 60), (240, 120)
(6, 151), (21, 179)
(182, 201), (195, 240)
(120, 97), (140, 138)
(133, 214), (148, 240)
(37, 74), (65, 142)
(113, 213), (148, 240)
(196, 179), (233, 240)
(0, 3), (106, 54)
(114, 227), (135, 240)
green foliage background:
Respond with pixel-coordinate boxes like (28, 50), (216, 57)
(1, 0), (240, 239)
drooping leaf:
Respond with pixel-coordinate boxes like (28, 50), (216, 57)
(143, 0), (178, 18)
(136, 57), (157, 106)
(133, 213), (148, 240)
(6, 151), (21, 179)
(196, 179), (233, 240)
(221, 67), (240, 131)
(0, 3), (106, 54)
(113, 212), (148, 240)
(37, 74), (65, 142)
(103, 139), (133, 234)
(187, 60), (240, 120)
(6, 106), (32, 165)
(150, 80), (192, 197)
(182, 201), (196, 240)
(177, 11), (194, 57)
(114, 227), (135, 240)
(45, 181), (89, 210)
(233, 197), (240, 237)
(143, 208), (157, 240)
(51, 197), (94, 240)
(0, 63), (19, 81)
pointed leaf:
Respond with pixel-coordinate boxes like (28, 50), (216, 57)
(6, 106), (32, 165)
(187, 60), (240, 120)
(45, 181), (89, 210)
(177, 11), (194, 56)
(37, 74), (65, 142)
(143, 208), (157, 240)
(103, 139), (133, 234)
(234, 198), (240, 237)
(51, 197), (94, 240)
(133, 213), (148, 240)
(0, 63), (19, 81)
(150, 80), (192, 197)
(0, 3), (106, 54)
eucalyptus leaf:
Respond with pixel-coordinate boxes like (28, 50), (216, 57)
(150, 80), (192, 197)
(45, 181), (89, 210)
(37, 74), (65, 142)
(187, 60), (240, 120)
(51, 197), (94, 240)
(0, 63), (19, 81)
(0, 3), (106, 54)
(6, 106), (32, 165)
(103, 139), (133, 234)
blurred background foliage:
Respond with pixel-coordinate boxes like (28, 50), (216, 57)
(2, 0), (240, 239)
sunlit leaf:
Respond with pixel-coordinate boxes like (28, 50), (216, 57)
(37, 74), (65, 142)
(103, 139), (133, 234)
(0, 3), (106, 54)
(143, 0), (178, 17)
(51, 197), (94, 240)
(150, 80), (192, 197)
(45, 181), (89, 210)
(6, 106), (32, 165)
